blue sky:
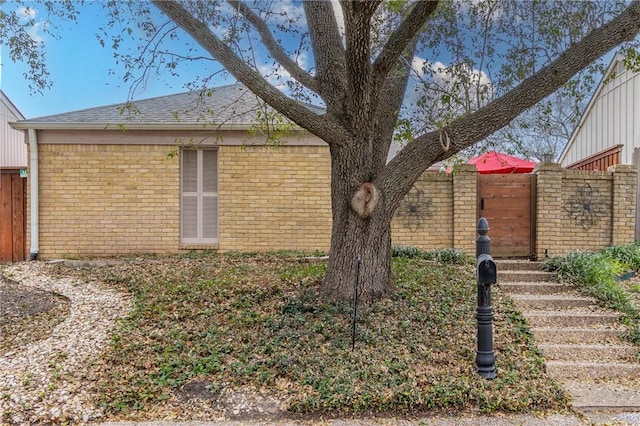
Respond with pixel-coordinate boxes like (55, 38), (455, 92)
(1, 1), (236, 119)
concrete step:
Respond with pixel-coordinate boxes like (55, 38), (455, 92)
(499, 270), (555, 282)
(531, 327), (626, 344)
(545, 361), (640, 380)
(523, 310), (620, 328)
(539, 343), (638, 362)
(496, 260), (543, 271)
(561, 379), (640, 411)
(511, 294), (596, 310)
(499, 281), (573, 295)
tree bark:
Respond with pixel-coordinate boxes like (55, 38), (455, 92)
(320, 142), (393, 302)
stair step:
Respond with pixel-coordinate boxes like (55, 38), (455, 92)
(545, 361), (640, 380)
(496, 261), (543, 271)
(511, 294), (596, 310)
(539, 343), (638, 362)
(523, 311), (620, 328)
(499, 282), (573, 295)
(531, 327), (626, 344)
(499, 270), (555, 282)
(561, 379), (640, 411)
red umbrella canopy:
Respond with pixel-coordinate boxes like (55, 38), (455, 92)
(468, 151), (537, 174)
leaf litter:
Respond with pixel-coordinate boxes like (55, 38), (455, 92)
(2, 253), (570, 423)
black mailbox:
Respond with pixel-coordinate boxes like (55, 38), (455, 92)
(477, 254), (497, 285)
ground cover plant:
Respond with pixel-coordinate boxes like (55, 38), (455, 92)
(53, 250), (568, 421)
(543, 243), (640, 344)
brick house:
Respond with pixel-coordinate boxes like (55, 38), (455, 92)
(10, 84), (336, 259)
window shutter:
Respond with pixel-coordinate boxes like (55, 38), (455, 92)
(182, 150), (197, 192)
(181, 148), (218, 244)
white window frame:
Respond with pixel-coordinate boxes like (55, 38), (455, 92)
(180, 148), (218, 244)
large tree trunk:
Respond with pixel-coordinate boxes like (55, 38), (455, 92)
(320, 143), (394, 302)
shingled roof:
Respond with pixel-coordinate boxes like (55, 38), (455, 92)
(11, 83), (324, 131)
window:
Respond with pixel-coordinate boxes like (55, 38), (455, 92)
(181, 149), (218, 244)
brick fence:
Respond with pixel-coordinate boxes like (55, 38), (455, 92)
(395, 163), (637, 259)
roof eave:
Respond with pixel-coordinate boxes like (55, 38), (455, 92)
(8, 121), (301, 132)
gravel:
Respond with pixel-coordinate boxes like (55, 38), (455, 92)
(0, 261), (132, 425)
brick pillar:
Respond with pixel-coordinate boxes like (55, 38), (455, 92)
(452, 164), (477, 255)
(534, 163), (564, 259)
(608, 164), (637, 246)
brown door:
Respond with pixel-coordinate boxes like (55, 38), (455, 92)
(0, 169), (27, 263)
(478, 174), (536, 258)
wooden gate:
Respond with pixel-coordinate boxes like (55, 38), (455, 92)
(478, 174), (536, 258)
(0, 169), (27, 263)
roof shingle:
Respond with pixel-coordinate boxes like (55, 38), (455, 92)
(11, 83), (324, 130)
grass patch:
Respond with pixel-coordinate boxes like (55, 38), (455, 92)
(542, 243), (640, 344)
(54, 251), (567, 419)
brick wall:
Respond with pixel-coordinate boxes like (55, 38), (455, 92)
(217, 145), (332, 252)
(31, 144), (180, 258)
(391, 164), (477, 254)
(534, 163), (637, 259)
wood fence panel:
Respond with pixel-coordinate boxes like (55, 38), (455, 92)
(478, 174), (535, 258)
(0, 173), (13, 262)
(0, 170), (26, 263)
(11, 173), (25, 261)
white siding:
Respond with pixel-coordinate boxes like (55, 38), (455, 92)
(561, 60), (640, 167)
(0, 91), (26, 168)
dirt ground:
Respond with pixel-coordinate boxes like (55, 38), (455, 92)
(0, 273), (70, 354)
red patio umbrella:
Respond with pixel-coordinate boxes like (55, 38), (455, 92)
(468, 151), (537, 174)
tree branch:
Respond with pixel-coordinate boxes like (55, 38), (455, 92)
(372, 40), (418, 174)
(152, 0), (350, 146)
(372, 1), (439, 89)
(342, 1), (381, 135)
(381, 0), (640, 212)
(303, 1), (348, 118)
(226, 0), (317, 92)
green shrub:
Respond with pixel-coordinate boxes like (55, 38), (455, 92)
(391, 246), (471, 265)
(542, 244), (640, 344)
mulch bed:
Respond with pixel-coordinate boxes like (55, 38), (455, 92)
(0, 274), (70, 354)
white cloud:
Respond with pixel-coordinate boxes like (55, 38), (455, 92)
(258, 51), (308, 89)
(411, 56), (426, 76)
(17, 6), (38, 20)
(409, 60), (494, 121)
(26, 20), (47, 43)
(269, 1), (305, 26)
(15, 6), (46, 43)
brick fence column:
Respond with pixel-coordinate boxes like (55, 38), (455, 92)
(608, 164), (637, 246)
(452, 164), (477, 255)
(534, 163), (564, 259)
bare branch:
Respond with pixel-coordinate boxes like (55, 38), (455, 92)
(372, 1), (439, 88)
(226, 0), (317, 92)
(152, 0), (350, 146)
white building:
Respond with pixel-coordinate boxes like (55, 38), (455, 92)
(559, 54), (640, 170)
(1, 90), (26, 169)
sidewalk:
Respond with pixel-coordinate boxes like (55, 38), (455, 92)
(98, 411), (640, 425)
